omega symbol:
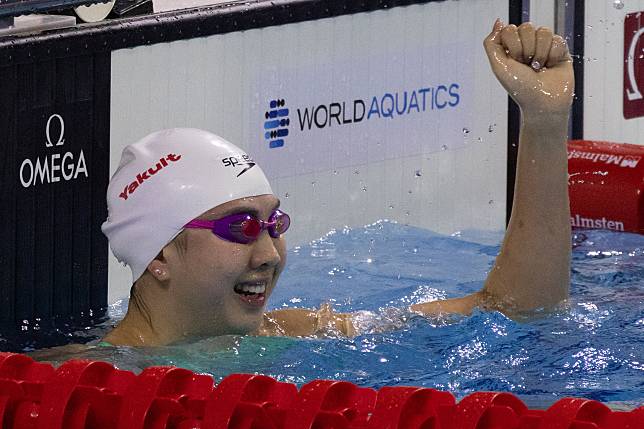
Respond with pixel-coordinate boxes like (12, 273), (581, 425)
(45, 114), (65, 148)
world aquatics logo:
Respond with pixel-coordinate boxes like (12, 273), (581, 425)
(264, 99), (290, 149)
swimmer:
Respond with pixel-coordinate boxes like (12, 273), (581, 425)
(101, 20), (574, 346)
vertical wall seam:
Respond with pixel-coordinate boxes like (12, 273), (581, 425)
(506, 0), (524, 225)
(572, 0), (584, 140)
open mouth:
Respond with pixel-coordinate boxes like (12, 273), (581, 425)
(233, 282), (267, 307)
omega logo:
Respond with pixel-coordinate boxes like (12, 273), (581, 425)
(19, 114), (89, 188)
(45, 113), (65, 148)
(626, 27), (644, 101)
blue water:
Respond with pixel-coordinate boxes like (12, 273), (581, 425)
(5, 222), (644, 408)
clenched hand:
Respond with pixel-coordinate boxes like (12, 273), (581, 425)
(484, 20), (574, 118)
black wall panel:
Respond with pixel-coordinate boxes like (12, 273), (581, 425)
(0, 52), (110, 323)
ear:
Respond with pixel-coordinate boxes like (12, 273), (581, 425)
(147, 254), (171, 282)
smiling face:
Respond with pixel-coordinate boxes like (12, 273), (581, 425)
(160, 194), (286, 337)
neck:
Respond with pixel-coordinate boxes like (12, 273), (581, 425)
(103, 275), (181, 346)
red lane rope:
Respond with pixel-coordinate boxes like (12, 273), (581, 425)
(0, 352), (641, 429)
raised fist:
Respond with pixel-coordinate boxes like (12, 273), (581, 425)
(484, 20), (574, 118)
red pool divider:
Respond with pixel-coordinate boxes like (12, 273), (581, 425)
(568, 140), (644, 235)
(0, 353), (641, 429)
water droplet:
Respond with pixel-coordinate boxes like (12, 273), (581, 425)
(408, 190), (413, 194)
(488, 200), (494, 205)
(488, 123), (496, 133)
(362, 186), (367, 192)
(462, 127), (470, 134)
(388, 205), (394, 209)
(354, 169), (360, 175)
(441, 144), (448, 151)
(333, 170), (339, 175)
(285, 192), (290, 198)
(613, 0), (624, 10)
(414, 169), (422, 177)
(311, 181), (316, 187)
(477, 137), (483, 143)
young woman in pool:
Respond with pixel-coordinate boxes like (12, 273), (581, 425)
(101, 20), (574, 346)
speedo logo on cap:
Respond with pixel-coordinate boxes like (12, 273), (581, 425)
(222, 154), (256, 177)
(119, 153), (182, 200)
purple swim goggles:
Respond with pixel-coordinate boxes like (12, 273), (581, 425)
(184, 210), (290, 244)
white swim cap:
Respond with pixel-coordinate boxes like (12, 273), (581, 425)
(102, 128), (273, 282)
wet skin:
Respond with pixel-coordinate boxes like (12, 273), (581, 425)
(160, 195), (287, 337)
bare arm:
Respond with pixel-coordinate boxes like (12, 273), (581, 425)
(412, 20), (573, 317)
(255, 304), (356, 337)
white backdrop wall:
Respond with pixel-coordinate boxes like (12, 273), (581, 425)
(530, 0), (556, 30)
(585, 0), (644, 144)
(109, 0), (509, 301)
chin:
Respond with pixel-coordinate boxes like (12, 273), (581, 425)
(230, 315), (264, 335)
(231, 319), (262, 335)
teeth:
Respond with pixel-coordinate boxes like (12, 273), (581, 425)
(234, 283), (266, 294)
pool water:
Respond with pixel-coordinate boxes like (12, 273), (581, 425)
(3, 221), (643, 408)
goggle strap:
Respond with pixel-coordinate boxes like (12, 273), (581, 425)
(184, 219), (216, 229)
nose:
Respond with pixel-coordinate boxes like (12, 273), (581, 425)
(249, 231), (282, 270)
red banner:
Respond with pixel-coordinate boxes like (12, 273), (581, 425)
(568, 140), (643, 234)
